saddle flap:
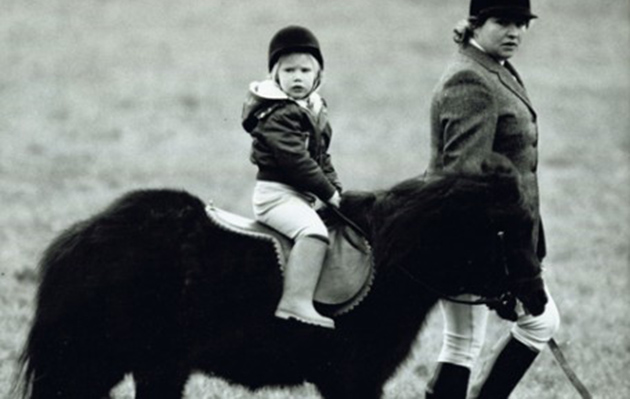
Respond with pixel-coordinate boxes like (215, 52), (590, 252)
(315, 226), (373, 305)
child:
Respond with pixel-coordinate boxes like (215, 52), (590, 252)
(242, 26), (342, 329)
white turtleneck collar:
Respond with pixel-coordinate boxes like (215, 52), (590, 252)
(469, 38), (506, 65)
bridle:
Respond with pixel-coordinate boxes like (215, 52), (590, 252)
(326, 204), (514, 306)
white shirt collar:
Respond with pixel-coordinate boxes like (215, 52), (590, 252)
(469, 38), (505, 65)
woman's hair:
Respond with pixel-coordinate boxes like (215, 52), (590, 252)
(453, 16), (484, 44)
(453, 15), (532, 44)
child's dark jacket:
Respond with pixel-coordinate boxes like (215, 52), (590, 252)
(242, 81), (342, 201)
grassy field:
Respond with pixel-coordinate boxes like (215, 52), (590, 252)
(1, 0), (628, 398)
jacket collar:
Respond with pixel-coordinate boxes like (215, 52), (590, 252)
(459, 44), (536, 116)
(241, 80), (327, 133)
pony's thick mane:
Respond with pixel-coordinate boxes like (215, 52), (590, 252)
(372, 154), (531, 275)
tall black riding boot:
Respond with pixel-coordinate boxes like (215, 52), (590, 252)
(469, 335), (539, 399)
(425, 362), (471, 399)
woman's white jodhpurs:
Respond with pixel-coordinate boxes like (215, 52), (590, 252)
(436, 284), (560, 369)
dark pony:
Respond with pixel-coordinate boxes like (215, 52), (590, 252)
(17, 154), (539, 399)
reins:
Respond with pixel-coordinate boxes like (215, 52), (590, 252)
(325, 203), (369, 240)
(394, 230), (512, 306)
(394, 259), (512, 306)
(326, 203), (508, 306)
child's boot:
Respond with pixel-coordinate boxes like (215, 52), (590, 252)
(275, 235), (335, 329)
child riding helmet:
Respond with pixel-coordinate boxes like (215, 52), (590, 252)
(268, 25), (324, 71)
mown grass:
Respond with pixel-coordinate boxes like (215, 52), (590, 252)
(1, 0), (628, 398)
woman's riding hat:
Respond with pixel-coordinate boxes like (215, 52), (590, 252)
(268, 25), (324, 71)
(470, 0), (538, 20)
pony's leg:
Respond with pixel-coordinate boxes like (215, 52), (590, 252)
(134, 369), (189, 399)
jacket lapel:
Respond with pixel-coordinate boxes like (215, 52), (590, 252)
(461, 45), (536, 117)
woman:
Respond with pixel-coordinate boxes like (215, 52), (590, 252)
(425, 1), (561, 398)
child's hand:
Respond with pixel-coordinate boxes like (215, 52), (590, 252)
(327, 191), (341, 208)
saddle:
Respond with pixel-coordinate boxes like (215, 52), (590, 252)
(205, 204), (374, 316)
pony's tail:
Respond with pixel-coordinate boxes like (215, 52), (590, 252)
(14, 288), (52, 398)
(14, 340), (35, 399)
(14, 266), (50, 398)
(15, 299), (73, 399)
(13, 222), (88, 399)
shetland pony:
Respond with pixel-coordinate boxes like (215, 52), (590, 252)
(18, 154), (539, 399)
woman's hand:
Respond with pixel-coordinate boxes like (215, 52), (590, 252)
(488, 275), (548, 321)
(512, 274), (548, 316)
(487, 295), (519, 321)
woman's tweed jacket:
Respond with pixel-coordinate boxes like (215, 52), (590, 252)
(428, 44), (546, 260)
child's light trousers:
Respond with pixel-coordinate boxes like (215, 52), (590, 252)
(252, 181), (328, 241)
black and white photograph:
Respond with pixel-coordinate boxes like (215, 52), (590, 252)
(1, 0), (627, 398)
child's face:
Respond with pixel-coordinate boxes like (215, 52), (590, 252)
(276, 53), (318, 99)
